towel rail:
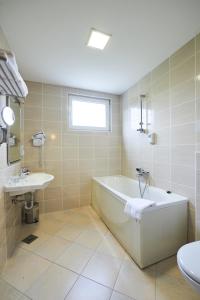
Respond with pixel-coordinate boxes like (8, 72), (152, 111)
(0, 49), (28, 98)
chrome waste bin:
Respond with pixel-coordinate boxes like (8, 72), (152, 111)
(24, 201), (39, 224)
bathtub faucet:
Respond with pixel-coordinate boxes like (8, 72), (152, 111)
(136, 168), (149, 177)
(136, 168), (150, 198)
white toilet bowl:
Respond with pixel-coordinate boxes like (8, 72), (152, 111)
(177, 241), (200, 293)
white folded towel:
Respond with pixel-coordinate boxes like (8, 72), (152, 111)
(0, 49), (28, 98)
(124, 197), (155, 220)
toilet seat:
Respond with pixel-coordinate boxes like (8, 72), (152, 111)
(177, 241), (200, 284)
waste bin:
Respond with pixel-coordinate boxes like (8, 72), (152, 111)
(24, 201), (39, 224)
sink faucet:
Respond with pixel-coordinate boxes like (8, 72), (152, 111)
(19, 167), (30, 177)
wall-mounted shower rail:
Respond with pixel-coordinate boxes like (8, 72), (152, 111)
(137, 94), (146, 133)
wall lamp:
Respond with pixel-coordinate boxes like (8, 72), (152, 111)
(0, 106), (15, 145)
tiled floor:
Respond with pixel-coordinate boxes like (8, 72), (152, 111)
(0, 206), (199, 300)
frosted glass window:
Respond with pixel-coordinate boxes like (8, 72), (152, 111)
(69, 94), (111, 131)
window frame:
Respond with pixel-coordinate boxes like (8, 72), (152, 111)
(68, 93), (112, 132)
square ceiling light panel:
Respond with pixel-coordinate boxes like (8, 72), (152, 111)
(87, 29), (111, 50)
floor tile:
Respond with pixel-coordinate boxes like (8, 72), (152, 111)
(56, 242), (94, 273)
(26, 264), (78, 300)
(90, 219), (109, 235)
(82, 252), (122, 288)
(156, 256), (180, 278)
(34, 236), (71, 261)
(65, 276), (112, 300)
(110, 291), (134, 300)
(19, 224), (37, 239)
(114, 259), (155, 300)
(75, 228), (104, 249)
(96, 233), (128, 259)
(19, 231), (51, 251)
(0, 278), (31, 300)
(156, 274), (200, 300)
(1, 248), (51, 292)
(63, 212), (93, 226)
(36, 217), (65, 235)
(156, 257), (200, 300)
(56, 223), (83, 241)
(1, 206), (196, 300)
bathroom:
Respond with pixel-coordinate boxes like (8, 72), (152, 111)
(0, 0), (200, 299)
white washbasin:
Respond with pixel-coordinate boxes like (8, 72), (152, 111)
(4, 172), (54, 196)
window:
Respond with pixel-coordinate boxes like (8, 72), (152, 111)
(69, 94), (111, 131)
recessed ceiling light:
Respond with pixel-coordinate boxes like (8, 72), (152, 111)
(87, 29), (111, 50)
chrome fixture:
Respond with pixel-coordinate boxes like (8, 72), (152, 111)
(0, 105), (16, 146)
(32, 131), (46, 167)
(19, 167), (30, 178)
(136, 168), (150, 198)
(137, 94), (146, 133)
(32, 131), (46, 147)
(0, 125), (7, 145)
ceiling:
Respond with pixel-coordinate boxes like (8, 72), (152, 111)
(0, 0), (200, 95)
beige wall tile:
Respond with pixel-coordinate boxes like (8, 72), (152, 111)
(43, 84), (64, 96)
(153, 146), (170, 164)
(121, 32), (200, 240)
(43, 199), (62, 213)
(62, 134), (78, 147)
(24, 106), (42, 120)
(43, 94), (62, 107)
(171, 56), (195, 88)
(43, 107), (61, 121)
(25, 93), (43, 107)
(152, 90), (169, 112)
(62, 147), (78, 160)
(151, 59), (169, 83)
(171, 165), (195, 188)
(196, 33), (200, 53)
(44, 187), (62, 201)
(24, 119), (42, 132)
(171, 78), (195, 106)
(171, 145), (195, 167)
(171, 101), (195, 126)
(23, 33), (200, 243)
(44, 146), (62, 161)
(171, 39), (195, 68)
(26, 81), (43, 94)
(154, 109), (170, 129)
(196, 52), (200, 99)
(63, 193), (80, 210)
(171, 123), (195, 145)
(79, 147), (94, 160)
(24, 82), (121, 216)
(151, 72), (169, 95)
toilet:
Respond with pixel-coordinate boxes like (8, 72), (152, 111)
(177, 241), (200, 293)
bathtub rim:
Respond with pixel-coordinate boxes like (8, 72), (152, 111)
(92, 175), (188, 212)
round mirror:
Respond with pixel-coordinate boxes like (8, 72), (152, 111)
(1, 106), (15, 126)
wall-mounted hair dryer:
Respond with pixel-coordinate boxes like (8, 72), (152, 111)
(32, 131), (46, 147)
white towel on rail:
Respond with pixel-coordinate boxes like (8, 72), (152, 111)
(0, 49), (28, 97)
(124, 198), (155, 220)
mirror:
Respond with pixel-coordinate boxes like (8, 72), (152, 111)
(7, 96), (22, 164)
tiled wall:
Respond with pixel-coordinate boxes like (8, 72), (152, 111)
(121, 34), (200, 241)
(0, 27), (22, 268)
(196, 152), (200, 239)
(23, 82), (121, 213)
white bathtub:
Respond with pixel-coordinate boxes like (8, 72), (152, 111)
(92, 175), (188, 268)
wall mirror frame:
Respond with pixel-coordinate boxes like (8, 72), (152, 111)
(6, 96), (22, 165)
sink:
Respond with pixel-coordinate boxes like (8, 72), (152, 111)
(4, 172), (54, 196)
